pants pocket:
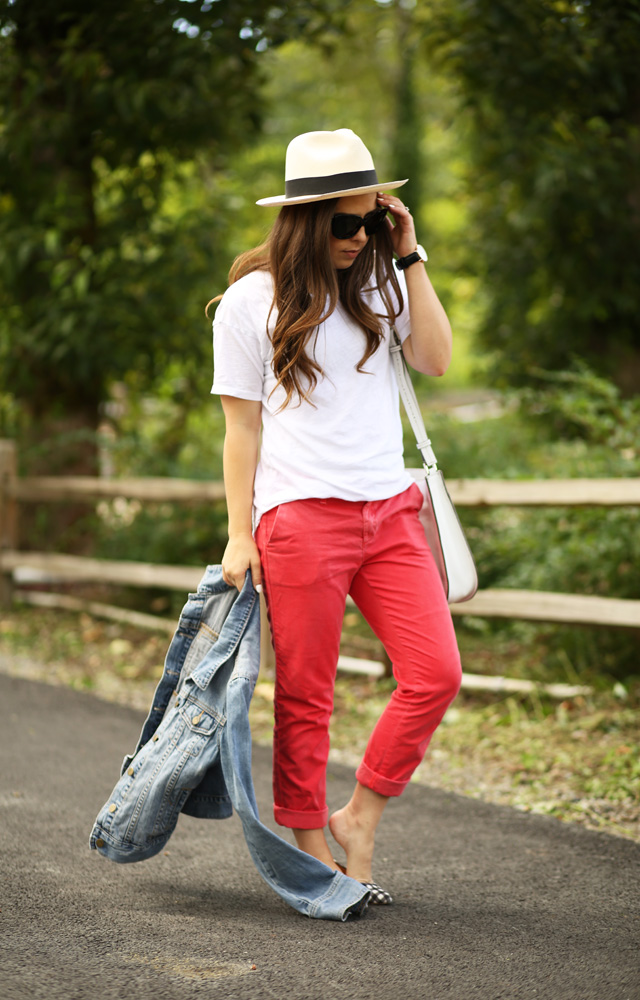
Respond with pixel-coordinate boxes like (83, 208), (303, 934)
(258, 499), (343, 588)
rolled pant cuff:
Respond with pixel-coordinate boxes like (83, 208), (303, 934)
(356, 761), (407, 798)
(274, 804), (329, 829)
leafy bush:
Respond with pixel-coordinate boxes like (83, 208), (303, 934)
(518, 362), (640, 452)
(416, 365), (640, 682)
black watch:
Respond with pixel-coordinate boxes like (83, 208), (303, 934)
(394, 244), (428, 271)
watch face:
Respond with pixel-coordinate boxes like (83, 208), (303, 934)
(416, 244), (428, 262)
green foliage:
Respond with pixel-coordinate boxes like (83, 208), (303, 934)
(518, 362), (640, 451)
(426, 0), (640, 390)
(584, 739), (640, 802)
(0, 0), (342, 433)
(94, 500), (227, 569)
(400, 362), (640, 681)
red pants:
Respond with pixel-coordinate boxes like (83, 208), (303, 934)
(255, 483), (461, 829)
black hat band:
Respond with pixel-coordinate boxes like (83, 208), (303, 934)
(285, 169), (379, 199)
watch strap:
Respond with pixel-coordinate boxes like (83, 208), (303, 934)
(394, 250), (422, 271)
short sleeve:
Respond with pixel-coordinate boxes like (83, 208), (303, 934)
(210, 276), (270, 401)
(211, 321), (264, 401)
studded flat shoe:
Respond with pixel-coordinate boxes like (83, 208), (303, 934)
(334, 861), (393, 905)
(360, 881), (393, 905)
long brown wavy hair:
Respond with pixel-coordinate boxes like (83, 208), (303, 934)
(208, 198), (404, 409)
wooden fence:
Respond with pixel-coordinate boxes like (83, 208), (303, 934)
(1, 438), (639, 694)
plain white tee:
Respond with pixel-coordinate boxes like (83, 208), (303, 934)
(211, 268), (414, 525)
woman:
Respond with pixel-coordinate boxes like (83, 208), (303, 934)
(211, 129), (461, 904)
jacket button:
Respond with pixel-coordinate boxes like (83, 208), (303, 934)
(127, 767), (134, 776)
(96, 839), (105, 848)
(192, 713), (203, 725)
(108, 803), (117, 813)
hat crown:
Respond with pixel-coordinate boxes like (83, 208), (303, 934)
(255, 127), (407, 206)
(285, 129), (375, 181)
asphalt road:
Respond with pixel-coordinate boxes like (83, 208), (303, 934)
(1, 672), (638, 1000)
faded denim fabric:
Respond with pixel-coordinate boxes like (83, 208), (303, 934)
(89, 566), (369, 921)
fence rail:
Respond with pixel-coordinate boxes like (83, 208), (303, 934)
(10, 476), (227, 504)
(3, 551), (639, 630)
(8, 471), (640, 507)
(1, 441), (639, 642)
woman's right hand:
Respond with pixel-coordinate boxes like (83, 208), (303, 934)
(221, 532), (262, 593)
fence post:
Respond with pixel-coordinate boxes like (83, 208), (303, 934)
(0, 439), (18, 607)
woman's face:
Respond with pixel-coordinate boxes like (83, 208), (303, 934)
(328, 192), (379, 270)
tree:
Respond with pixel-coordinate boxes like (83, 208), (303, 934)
(426, 0), (640, 391)
(0, 0), (338, 471)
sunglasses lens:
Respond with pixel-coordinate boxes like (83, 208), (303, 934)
(364, 208), (388, 235)
(331, 214), (361, 239)
(331, 208), (388, 240)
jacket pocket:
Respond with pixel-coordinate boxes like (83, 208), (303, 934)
(177, 696), (223, 743)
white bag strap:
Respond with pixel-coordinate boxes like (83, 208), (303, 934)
(390, 329), (438, 471)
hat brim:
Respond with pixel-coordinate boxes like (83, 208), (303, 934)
(256, 178), (408, 208)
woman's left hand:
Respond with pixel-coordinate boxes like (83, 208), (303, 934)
(376, 192), (417, 259)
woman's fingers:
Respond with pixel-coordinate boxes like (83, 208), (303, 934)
(222, 536), (262, 593)
(377, 193), (417, 257)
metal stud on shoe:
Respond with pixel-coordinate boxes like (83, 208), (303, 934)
(361, 881), (393, 905)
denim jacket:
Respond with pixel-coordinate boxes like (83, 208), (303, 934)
(90, 566), (369, 921)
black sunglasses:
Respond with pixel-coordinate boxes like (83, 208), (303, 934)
(331, 207), (388, 240)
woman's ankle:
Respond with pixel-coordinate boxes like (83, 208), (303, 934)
(329, 784), (389, 882)
(292, 827), (339, 869)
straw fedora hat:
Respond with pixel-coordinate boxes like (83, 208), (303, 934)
(256, 129), (407, 207)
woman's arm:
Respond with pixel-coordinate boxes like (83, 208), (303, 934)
(219, 395), (263, 591)
(376, 192), (452, 377)
(400, 261), (452, 376)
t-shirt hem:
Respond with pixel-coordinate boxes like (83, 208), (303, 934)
(252, 472), (415, 530)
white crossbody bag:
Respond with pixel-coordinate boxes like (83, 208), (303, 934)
(391, 331), (478, 604)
